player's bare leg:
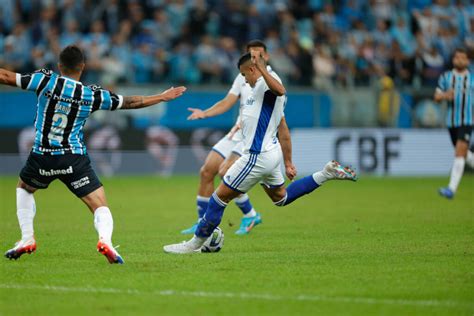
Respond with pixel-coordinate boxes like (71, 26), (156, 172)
(81, 187), (124, 264)
(439, 140), (469, 199)
(199, 151), (224, 197)
(5, 179), (38, 260)
(181, 150), (223, 234)
(219, 153), (262, 235)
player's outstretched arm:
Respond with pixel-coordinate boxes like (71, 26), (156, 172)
(0, 68), (18, 86)
(250, 51), (286, 96)
(121, 86), (186, 110)
(187, 93), (239, 120)
(278, 117), (297, 180)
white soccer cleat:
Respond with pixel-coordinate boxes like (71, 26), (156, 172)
(163, 240), (202, 254)
(5, 238), (37, 260)
(323, 160), (357, 181)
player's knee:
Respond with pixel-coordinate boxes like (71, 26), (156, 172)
(268, 190), (286, 206)
(17, 180), (36, 194)
(200, 164), (217, 181)
(218, 164), (229, 178)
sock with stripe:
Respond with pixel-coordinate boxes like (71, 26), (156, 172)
(448, 157), (465, 193)
(196, 195), (210, 219)
(274, 174), (320, 206)
(234, 194), (256, 217)
(16, 188), (36, 242)
(195, 193), (227, 238)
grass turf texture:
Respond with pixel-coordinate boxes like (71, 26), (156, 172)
(0, 175), (473, 315)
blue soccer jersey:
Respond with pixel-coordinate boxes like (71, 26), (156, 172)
(437, 70), (474, 128)
(16, 69), (123, 155)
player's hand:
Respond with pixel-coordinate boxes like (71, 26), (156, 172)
(187, 108), (207, 120)
(228, 123), (241, 140)
(160, 86), (186, 101)
(444, 90), (454, 101)
(285, 162), (297, 181)
(250, 50), (266, 72)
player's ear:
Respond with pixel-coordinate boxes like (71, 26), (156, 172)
(78, 63), (85, 72)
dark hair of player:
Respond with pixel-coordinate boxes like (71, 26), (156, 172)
(59, 45), (85, 71)
(246, 40), (267, 52)
(237, 53), (252, 69)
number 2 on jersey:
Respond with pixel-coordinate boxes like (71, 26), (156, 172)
(49, 113), (68, 144)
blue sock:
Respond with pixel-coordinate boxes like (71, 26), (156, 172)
(234, 194), (253, 215)
(277, 175), (320, 206)
(195, 193), (227, 238)
(196, 196), (209, 219)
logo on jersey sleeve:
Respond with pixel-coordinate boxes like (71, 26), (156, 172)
(88, 84), (102, 91)
(37, 69), (53, 76)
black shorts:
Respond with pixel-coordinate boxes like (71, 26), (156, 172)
(448, 126), (473, 146)
(20, 153), (102, 198)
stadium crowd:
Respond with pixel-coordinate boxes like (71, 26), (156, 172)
(0, 0), (473, 89)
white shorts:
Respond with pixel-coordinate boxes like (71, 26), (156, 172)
(212, 134), (243, 159)
(222, 148), (285, 193)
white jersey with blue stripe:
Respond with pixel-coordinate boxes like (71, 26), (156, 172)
(16, 69), (123, 155)
(240, 71), (286, 154)
(436, 69), (473, 128)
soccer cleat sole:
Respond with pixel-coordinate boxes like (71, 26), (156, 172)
(97, 242), (124, 264)
(4, 244), (36, 260)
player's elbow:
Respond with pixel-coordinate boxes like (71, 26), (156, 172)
(0, 69), (7, 84)
(273, 87), (286, 96)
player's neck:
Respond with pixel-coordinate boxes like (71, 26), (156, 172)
(453, 68), (468, 75)
(60, 71), (81, 81)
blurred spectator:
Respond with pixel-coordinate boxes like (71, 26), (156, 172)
(420, 45), (445, 87)
(195, 35), (221, 83)
(312, 44), (335, 91)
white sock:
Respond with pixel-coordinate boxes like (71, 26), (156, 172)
(243, 209), (257, 218)
(312, 171), (329, 185)
(94, 206), (114, 244)
(16, 188), (36, 242)
(234, 194), (257, 218)
(448, 157), (465, 193)
(466, 151), (474, 168)
(189, 235), (206, 248)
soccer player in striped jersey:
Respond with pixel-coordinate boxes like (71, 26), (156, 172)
(0, 45), (186, 263)
(435, 48), (474, 199)
(163, 51), (357, 254)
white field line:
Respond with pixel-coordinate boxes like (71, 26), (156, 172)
(0, 283), (471, 309)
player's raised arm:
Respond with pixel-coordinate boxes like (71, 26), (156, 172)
(0, 68), (19, 87)
(278, 117), (297, 180)
(187, 93), (239, 120)
(250, 51), (286, 96)
(121, 86), (186, 110)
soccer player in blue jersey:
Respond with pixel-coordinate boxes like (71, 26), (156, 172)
(0, 45), (186, 263)
(163, 51), (357, 254)
(435, 48), (474, 199)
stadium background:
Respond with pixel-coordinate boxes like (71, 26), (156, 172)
(1, 0), (473, 176)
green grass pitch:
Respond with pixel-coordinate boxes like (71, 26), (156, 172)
(0, 175), (473, 315)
